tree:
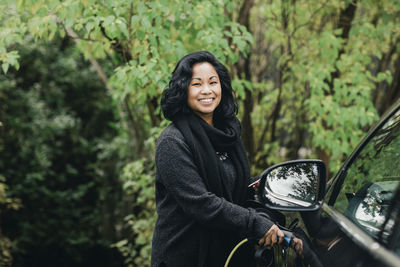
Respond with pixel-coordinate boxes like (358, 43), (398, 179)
(231, 0), (400, 173)
(0, 176), (20, 267)
(0, 38), (123, 266)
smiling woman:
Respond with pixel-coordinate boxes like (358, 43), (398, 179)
(151, 51), (301, 267)
(187, 62), (222, 125)
(160, 51), (237, 124)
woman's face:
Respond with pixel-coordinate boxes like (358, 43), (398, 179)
(187, 62), (222, 125)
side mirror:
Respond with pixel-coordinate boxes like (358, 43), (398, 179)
(259, 160), (327, 211)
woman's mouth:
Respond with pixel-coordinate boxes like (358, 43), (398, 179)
(199, 98), (213, 104)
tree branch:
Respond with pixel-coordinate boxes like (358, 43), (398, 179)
(54, 16), (145, 154)
(54, 16), (113, 94)
(290, 0), (329, 37)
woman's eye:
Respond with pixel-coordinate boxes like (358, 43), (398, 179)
(192, 83), (201, 86)
(210, 81), (217, 85)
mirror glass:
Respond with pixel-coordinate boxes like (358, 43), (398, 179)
(262, 162), (320, 207)
(350, 181), (399, 238)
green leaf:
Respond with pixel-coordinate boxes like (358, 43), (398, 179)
(377, 72), (386, 82)
(85, 21), (95, 33)
(103, 16), (115, 27)
(137, 2), (147, 14)
(130, 15), (140, 28)
(2, 63), (9, 73)
(136, 29), (145, 40)
(117, 20), (129, 38)
(141, 17), (151, 29)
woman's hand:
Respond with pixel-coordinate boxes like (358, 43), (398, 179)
(258, 224), (284, 247)
(291, 237), (303, 257)
(258, 225), (304, 257)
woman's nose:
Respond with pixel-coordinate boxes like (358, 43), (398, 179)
(201, 85), (211, 94)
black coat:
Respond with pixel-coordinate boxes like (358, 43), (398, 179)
(151, 124), (273, 267)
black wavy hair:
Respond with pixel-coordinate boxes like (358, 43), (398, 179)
(161, 51), (238, 122)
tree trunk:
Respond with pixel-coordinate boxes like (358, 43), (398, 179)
(372, 39), (398, 114)
(234, 0), (255, 164)
(328, 1), (358, 91)
(319, 1), (358, 168)
(380, 52), (400, 114)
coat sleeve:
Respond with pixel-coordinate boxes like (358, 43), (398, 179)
(156, 134), (274, 241)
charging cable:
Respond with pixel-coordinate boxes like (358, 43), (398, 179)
(224, 233), (293, 267)
(224, 238), (248, 267)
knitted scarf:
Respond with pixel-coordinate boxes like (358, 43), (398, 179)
(174, 113), (251, 267)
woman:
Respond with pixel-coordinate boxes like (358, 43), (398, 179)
(151, 51), (298, 267)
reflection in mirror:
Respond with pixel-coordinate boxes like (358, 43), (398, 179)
(349, 181), (399, 238)
(263, 163), (320, 207)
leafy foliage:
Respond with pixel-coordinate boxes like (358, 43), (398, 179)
(243, 0), (400, 174)
(0, 176), (21, 267)
(0, 39), (123, 266)
(112, 159), (156, 267)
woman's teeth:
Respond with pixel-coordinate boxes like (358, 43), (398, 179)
(199, 98), (212, 103)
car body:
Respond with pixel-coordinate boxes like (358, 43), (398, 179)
(258, 99), (400, 267)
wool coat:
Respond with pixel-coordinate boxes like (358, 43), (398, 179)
(151, 124), (273, 267)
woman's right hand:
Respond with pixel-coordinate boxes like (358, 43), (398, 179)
(258, 224), (285, 247)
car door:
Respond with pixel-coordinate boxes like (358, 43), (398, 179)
(316, 101), (400, 267)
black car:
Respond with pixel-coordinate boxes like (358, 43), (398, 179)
(257, 99), (400, 267)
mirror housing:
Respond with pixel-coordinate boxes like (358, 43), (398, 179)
(258, 159), (327, 211)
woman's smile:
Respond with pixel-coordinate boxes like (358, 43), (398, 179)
(198, 98), (214, 104)
(187, 62), (222, 125)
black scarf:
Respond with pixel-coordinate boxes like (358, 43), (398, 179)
(174, 113), (250, 204)
(174, 113), (251, 267)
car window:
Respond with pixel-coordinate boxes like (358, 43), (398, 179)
(333, 108), (400, 250)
